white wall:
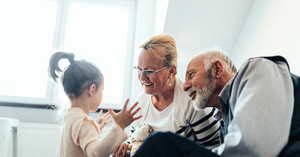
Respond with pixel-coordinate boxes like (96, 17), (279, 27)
(163, 0), (300, 77)
(163, 0), (254, 80)
(231, 0), (300, 75)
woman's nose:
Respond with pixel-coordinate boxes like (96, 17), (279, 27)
(139, 71), (148, 81)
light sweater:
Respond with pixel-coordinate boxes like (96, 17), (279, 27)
(131, 77), (220, 149)
(57, 108), (128, 157)
(214, 57), (294, 156)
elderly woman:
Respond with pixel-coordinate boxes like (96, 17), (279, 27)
(113, 33), (220, 156)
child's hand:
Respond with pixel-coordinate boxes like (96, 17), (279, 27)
(108, 99), (142, 130)
(96, 110), (112, 130)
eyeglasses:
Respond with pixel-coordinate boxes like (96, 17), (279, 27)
(133, 66), (168, 77)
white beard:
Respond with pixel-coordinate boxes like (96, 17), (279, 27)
(189, 78), (216, 110)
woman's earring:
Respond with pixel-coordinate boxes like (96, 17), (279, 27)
(169, 79), (172, 86)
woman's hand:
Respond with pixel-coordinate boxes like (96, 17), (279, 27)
(96, 110), (112, 130)
(108, 99), (142, 130)
(111, 143), (129, 157)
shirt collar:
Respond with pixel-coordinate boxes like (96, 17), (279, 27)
(218, 77), (234, 108)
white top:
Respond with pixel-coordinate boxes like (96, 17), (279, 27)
(57, 108), (128, 157)
(144, 101), (174, 131)
(214, 57), (294, 156)
(131, 77), (220, 149)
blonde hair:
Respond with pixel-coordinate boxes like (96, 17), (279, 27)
(200, 46), (237, 75)
(139, 33), (178, 70)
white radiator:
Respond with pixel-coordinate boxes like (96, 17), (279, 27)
(15, 122), (123, 157)
(17, 122), (60, 157)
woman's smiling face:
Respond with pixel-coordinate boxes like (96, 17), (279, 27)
(137, 49), (170, 96)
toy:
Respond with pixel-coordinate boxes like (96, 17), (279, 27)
(127, 123), (153, 156)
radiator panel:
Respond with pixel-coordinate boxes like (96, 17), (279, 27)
(18, 122), (60, 157)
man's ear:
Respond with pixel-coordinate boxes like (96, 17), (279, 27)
(88, 84), (96, 97)
(168, 65), (177, 79)
(212, 60), (223, 78)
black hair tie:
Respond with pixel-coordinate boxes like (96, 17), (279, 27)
(68, 53), (75, 64)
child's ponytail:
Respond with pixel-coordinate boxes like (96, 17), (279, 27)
(48, 52), (75, 83)
(48, 51), (103, 99)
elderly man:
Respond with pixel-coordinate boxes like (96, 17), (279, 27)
(134, 48), (300, 157)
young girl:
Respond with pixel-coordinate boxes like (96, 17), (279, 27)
(48, 52), (142, 157)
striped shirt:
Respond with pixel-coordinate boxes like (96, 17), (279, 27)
(130, 77), (220, 149)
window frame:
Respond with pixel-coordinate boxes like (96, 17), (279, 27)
(0, 0), (137, 110)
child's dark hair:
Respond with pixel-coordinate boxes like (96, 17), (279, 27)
(48, 52), (103, 100)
